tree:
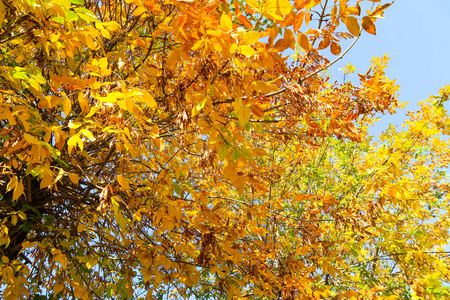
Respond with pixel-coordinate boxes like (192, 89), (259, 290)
(1, 0), (450, 298)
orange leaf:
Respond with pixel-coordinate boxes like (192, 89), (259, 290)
(345, 16), (360, 37)
(330, 41), (341, 55)
(305, 11), (311, 25)
(298, 33), (311, 51)
(234, 0), (240, 15)
(370, 2), (393, 17)
(117, 175), (131, 190)
(318, 36), (330, 50)
(69, 173), (79, 185)
(362, 16), (376, 35)
(40, 175), (54, 189)
(238, 15), (253, 29)
(250, 104), (264, 118)
(293, 11), (305, 32)
(268, 26), (279, 47)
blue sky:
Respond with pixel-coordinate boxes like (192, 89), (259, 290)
(327, 0), (450, 136)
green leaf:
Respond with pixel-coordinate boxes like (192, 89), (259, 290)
(22, 222), (31, 232)
(231, 147), (240, 161)
(66, 10), (79, 22)
(75, 7), (99, 22)
(173, 183), (181, 195)
(219, 143), (230, 159)
(52, 16), (65, 24)
(13, 70), (28, 80)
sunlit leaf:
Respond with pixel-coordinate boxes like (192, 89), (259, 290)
(345, 16), (360, 36)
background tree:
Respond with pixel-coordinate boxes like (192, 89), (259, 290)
(2, 0), (450, 299)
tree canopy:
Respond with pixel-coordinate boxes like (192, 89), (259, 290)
(1, 0), (450, 299)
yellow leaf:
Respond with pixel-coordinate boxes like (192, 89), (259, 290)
(247, 0), (258, 9)
(50, 96), (63, 108)
(238, 105), (251, 126)
(69, 173), (79, 184)
(252, 147), (267, 156)
(67, 134), (83, 153)
(229, 43), (237, 54)
(133, 6), (147, 16)
(191, 39), (204, 51)
(80, 129), (95, 140)
(266, 0), (293, 15)
(40, 175), (54, 189)
(345, 16), (360, 37)
(362, 16), (376, 35)
(150, 125), (159, 139)
(24, 133), (39, 144)
(298, 33), (311, 51)
(86, 257), (98, 269)
(124, 97), (134, 112)
(77, 223), (85, 233)
(55, 253), (68, 269)
(96, 92), (121, 103)
(6, 176), (18, 193)
(305, 0), (320, 9)
(63, 97), (72, 117)
(18, 211), (27, 220)
(22, 241), (34, 249)
(141, 267), (152, 282)
(212, 41), (222, 51)
(238, 45), (256, 56)
(343, 290), (359, 299)
(104, 21), (120, 31)
(346, 6), (360, 15)
(11, 214), (18, 226)
(13, 180), (24, 201)
(78, 92), (89, 114)
(86, 107), (98, 118)
(0, 0), (5, 27)
(234, 97), (242, 113)
(154, 271), (162, 285)
(117, 175), (131, 190)
(73, 283), (88, 300)
(85, 35), (97, 50)
(53, 283), (64, 295)
(68, 121), (82, 129)
(115, 209), (128, 230)
(155, 138), (165, 152)
(371, 285), (386, 292)
(241, 31), (260, 45)
(220, 13), (232, 32)
(206, 29), (222, 37)
(2, 256), (9, 264)
(139, 90), (157, 108)
(100, 28), (111, 39)
(98, 57), (109, 73)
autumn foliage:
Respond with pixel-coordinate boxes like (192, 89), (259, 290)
(1, 0), (450, 298)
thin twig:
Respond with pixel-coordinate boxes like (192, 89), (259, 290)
(209, 196), (333, 222)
